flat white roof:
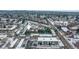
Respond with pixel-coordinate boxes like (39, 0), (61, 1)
(31, 33), (52, 37)
(39, 34), (52, 37)
(38, 37), (58, 41)
(70, 26), (78, 30)
(0, 34), (7, 38)
(61, 27), (69, 32)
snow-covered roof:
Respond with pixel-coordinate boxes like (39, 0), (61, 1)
(38, 37), (58, 41)
(0, 25), (17, 30)
(27, 23), (31, 30)
(10, 25), (17, 30)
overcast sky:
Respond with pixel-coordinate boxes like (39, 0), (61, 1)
(0, 0), (79, 11)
